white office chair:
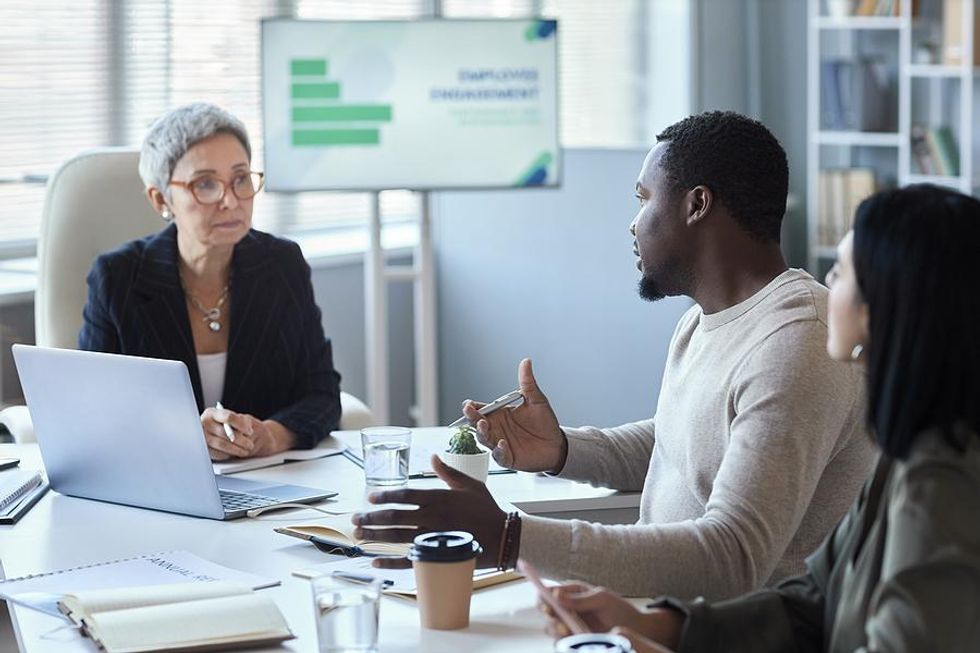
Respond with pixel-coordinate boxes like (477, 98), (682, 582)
(0, 148), (375, 442)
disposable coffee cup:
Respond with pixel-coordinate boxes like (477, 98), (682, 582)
(409, 531), (483, 630)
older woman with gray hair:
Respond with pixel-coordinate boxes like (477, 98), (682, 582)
(79, 102), (342, 459)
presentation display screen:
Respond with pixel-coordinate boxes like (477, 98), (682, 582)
(261, 19), (560, 191)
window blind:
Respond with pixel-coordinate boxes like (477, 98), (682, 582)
(0, 1), (110, 248)
(0, 0), (650, 253)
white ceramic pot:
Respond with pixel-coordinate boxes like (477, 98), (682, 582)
(439, 450), (490, 483)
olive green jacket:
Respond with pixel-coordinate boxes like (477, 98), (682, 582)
(662, 426), (980, 652)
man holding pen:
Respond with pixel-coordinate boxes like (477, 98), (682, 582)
(352, 111), (875, 600)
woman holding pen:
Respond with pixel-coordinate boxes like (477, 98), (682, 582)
(79, 103), (342, 460)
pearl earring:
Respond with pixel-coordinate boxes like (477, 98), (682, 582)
(850, 344), (864, 361)
(161, 209), (171, 221)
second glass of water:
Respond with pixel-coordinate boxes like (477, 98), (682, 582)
(311, 575), (381, 653)
(360, 426), (411, 486)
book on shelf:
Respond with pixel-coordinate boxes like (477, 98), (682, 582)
(820, 58), (894, 132)
(943, 0), (980, 66)
(911, 124), (936, 175)
(817, 168), (877, 247)
(854, 0), (901, 16)
(58, 581), (293, 652)
(911, 124), (960, 176)
(931, 126), (960, 176)
(821, 60), (847, 130)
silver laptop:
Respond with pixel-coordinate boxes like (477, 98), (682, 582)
(12, 344), (336, 520)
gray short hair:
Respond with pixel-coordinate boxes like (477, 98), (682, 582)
(138, 102), (252, 194)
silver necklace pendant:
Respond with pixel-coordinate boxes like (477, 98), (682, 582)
(204, 307), (222, 333)
(181, 276), (229, 336)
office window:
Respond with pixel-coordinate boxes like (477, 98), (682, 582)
(0, 1), (110, 249)
(0, 0), (653, 255)
(444, 0), (649, 147)
(540, 0), (649, 147)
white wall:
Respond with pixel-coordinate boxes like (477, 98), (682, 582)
(433, 149), (691, 428)
(692, 0), (809, 267)
(311, 258), (416, 427)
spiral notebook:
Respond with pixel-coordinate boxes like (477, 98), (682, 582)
(0, 469), (47, 525)
(0, 469), (42, 510)
(0, 550), (279, 619)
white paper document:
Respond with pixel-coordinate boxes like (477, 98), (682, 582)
(295, 555), (418, 592)
(292, 555), (513, 595)
(0, 550), (279, 618)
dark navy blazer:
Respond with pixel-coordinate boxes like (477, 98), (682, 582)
(79, 223), (342, 448)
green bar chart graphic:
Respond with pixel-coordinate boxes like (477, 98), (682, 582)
(292, 106), (393, 122)
(292, 129), (380, 146)
(289, 58), (392, 147)
(291, 59), (327, 76)
(291, 83), (340, 99)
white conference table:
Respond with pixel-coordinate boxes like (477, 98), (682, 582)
(0, 429), (640, 652)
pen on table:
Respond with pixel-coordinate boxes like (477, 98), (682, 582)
(215, 401), (236, 443)
(273, 528), (381, 558)
(448, 389), (524, 428)
(331, 571), (394, 588)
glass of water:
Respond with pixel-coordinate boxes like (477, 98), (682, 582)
(360, 426), (412, 486)
(311, 575), (382, 653)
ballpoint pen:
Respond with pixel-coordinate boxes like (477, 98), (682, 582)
(215, 401), (236, 443)
(331, 571), (394, 588)
(447, 389), (524, 428)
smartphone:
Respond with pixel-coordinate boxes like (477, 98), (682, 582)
(0, 457), (20, 471)
(518, 559), (589, 635)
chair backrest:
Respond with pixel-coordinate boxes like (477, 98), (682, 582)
(36, 148), (161, 348)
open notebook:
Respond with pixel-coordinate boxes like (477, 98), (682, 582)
(0, 551), (278, 618)
(212, 437), (347, 475)
(274, 514), (411, 557)
(59, 581), (293, 652)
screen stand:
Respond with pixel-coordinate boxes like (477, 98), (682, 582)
(364, 191), (439, 427)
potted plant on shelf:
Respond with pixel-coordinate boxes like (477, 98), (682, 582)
(439, 425), (490, 483)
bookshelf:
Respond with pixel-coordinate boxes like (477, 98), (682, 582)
(806, 0), (979, 274)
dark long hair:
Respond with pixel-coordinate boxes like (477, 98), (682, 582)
(852, 185), (980, 459)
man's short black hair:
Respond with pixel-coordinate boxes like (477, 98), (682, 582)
(655, 111), (789, 243)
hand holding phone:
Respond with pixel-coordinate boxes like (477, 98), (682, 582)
(519, 559), (589, 635)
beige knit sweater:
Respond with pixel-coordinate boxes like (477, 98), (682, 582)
(518, 269), (876, 600)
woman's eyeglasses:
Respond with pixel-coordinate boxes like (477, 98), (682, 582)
(169, 171), (265, 205)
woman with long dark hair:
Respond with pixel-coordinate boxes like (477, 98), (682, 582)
(540, 184), (980, 652)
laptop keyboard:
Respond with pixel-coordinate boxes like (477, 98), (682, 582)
(219, 489), (279, 511)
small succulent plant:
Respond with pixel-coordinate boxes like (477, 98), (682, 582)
(447, 425), (482, 455)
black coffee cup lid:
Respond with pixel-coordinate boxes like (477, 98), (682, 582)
(408, 531), (482, 563)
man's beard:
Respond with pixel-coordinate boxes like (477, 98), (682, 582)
(638, 275), (666, 302)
